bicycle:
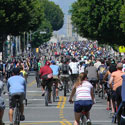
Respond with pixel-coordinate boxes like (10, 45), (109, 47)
(60, 74), (69, 96)
(13, 95), (27, 125)
(80, 111), (87, 125)
(45, 85), (49, 106)
(52, 82), (56, 102)
(13, 95), (21, 125)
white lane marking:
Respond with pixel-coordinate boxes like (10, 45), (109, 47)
(4, 120), (112, 123)
(4, 106), (108, 110)
(27, 91), (42, 93)
(5, 99), (44, 101)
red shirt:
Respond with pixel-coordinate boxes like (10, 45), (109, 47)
(39, 65), (53, 78)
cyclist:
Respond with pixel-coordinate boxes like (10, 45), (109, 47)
(60, 59), (72, 93)
(69, 58), (79, 84)
(98, 59), (107, 94)
(0, 80), (5, 125)
(69, 73), (94, 125)
(109, 63), (125, 125)
(7, 68), (26, 125)
(39, 61), (53, 103)
(20, 66), (28, 83)
(50, 60), (60, 99)
(85, 62), (99, 97)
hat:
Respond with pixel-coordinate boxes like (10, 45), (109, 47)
(51, 60), (55, 64)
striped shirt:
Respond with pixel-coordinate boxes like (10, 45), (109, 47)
(75, 81), (93, 101)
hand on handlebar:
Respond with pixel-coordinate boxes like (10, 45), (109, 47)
(69, 99), (73, 104)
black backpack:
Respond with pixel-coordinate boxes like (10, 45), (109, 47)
(61, 64), (69, 74)
(0, 64), (3, 71)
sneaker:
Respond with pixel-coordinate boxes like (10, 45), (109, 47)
(20, 115), (25, 121)
(86, 119), (91, 125)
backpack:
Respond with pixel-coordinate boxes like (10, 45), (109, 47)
(33, 62), (38, 71)
(0, 64), (3, 71)
(61, 64), (69, 74)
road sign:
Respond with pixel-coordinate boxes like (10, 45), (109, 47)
(36, 48), (39, 53)
(119, 46), (125, 53)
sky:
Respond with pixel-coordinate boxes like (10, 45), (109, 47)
(49, 0), (76, 35)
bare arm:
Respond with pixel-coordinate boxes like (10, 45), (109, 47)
(109, 76), (113, 89)
(103, 71), (109, 82)
(69, 85), (76, 103)
(91, 88), (94, 103)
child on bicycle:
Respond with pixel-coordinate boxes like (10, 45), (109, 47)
(69, 73), (94, 125)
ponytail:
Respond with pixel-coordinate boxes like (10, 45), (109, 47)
(74, 73), (87, 88)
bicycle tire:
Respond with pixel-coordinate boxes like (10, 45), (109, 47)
(52, 85), (56, 102)
(80, 115), (87, 125)
(45, 87), (48, 106)
(14, 107), (20, 125)
(64, 81), (67, 96)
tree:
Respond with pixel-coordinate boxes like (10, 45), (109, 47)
(41, 0), (64, 31)
(0, 0), (44, 36)
(31, 19), (52, 48)
(70, 0), (125, 45)
(120, 5), (125, 32)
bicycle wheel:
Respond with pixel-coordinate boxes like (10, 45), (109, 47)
(45, 87), (48, 106)
(52, 85), (56, 102)
(80, 115), (87, 125)
(14, 107), (20, 125)
(64, 81), (67, 96)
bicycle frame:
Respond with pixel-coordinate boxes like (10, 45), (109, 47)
(45, 86), (49, 106)
(80, 111), (87, 125)
(14, 98), (21, 125)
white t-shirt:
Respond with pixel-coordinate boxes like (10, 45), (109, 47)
(79, 65), (85, 74)
(69, 62), (79, 74)
(75, 81), (93, 101)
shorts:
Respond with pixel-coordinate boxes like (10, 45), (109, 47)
(9, 93), (25, 109)
(74, 100), (93, 113)
(41, 79), (53, 92)
(53, 76), (59, 87)
(89, 79), (98, 87)
(0, 97), (5, 110)
(60, 75), (70, 82)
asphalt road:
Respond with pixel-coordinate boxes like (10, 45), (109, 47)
(3, 71), (117, 125)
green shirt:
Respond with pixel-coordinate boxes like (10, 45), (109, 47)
(38, 62), (42, 71)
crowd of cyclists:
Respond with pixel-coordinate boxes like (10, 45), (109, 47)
(0, 40), (124, 125)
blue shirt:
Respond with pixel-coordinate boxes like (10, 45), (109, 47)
(7, 75), (26, 95)
(50, 65), (60, 76)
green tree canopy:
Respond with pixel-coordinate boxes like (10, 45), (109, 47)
(0, 0), (44, 36)
(31, 19), (52, 48)
(120, 5), (125, 32)
(70, 0), (125, 45)
(41, 0), (64, 31)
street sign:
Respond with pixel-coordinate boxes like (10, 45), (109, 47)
(36, 48), (39, 53)
(119, 46), (125, 53)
